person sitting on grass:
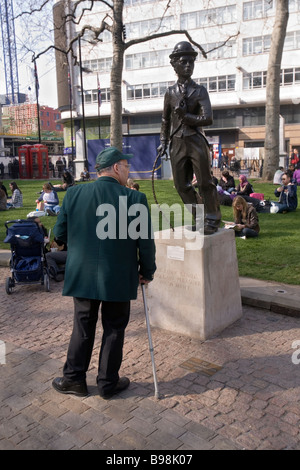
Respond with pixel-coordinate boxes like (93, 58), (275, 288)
(219, 170), (236, 193)
(36, 182), (60, 216)
(7, 181), (23, 209)
(0, 188), (7, 211)
(53, 169), (75, 191)
(234, 174), (254, 197)
(0, 181), (8, 197)
(272, 172), (298, 213)
(232, 196), (260, 239)
(293, 163), (300, 186)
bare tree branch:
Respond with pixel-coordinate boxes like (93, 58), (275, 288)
(205, 32), (240, 54)
(14, 0), (50, 18)
(125, 30), (208, 58)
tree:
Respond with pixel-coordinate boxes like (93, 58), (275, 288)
(54, 0), (208, 150)
(16, 0), (238, 152)
(32, 0), (236, 151)
(263, 0), (289, 181)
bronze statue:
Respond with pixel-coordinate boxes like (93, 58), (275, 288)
(158, 41), (221, 235)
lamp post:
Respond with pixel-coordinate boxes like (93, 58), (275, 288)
(33, 57), (41, 144)
(78, 35), (88, 169)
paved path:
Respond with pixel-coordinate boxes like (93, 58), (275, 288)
(0, 264), (300, 451)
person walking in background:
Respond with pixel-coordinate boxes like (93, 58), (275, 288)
(56, 157), (64, 178)
(52, 146), (156, 399)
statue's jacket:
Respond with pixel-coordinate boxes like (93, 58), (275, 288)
(160, 80), (213, 145)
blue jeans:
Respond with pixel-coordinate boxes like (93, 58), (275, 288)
(271, 202), (294, 213)
(45, 204), (60, 214)
(235, 228), (258, 238)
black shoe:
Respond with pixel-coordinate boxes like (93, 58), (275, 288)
(48, 266), (57, 280)
(55, 273), (64, 282)
(52, 377), (88, 397)
(99, 377), (130, 399)
(46, 209), (56, 216)
(204, 225), (218, 235)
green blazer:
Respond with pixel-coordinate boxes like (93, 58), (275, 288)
(53, 177), (156, 301)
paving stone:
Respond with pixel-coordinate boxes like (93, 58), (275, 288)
(1, 267), (300, 450)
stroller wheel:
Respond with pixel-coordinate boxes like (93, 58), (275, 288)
(5, 277), (13, 295)
(44, 274), (50, 292)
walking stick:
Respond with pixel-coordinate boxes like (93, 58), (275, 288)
(141, 283), (161, 399)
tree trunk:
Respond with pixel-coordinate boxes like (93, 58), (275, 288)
(263, 0), (289, 181)
(110, 0), (125, 151)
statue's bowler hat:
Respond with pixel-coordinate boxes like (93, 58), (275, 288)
(169, 41), (198, 59)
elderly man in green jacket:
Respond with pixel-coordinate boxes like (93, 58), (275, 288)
(52, 147), (156, 399)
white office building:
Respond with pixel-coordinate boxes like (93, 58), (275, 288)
(53, 0), (300, 177)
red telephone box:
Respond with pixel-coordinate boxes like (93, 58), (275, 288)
(30, 144), (49, 179)
(18, 145), (32, 179)
(18, 144), (49, 179)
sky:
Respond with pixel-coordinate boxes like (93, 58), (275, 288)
(0, 0), (58, 109)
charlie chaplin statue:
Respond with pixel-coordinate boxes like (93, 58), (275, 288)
(158, 41), (221, 235)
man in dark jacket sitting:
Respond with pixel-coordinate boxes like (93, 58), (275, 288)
(273, 172), (298, 213)
(219, 170), (235, 193)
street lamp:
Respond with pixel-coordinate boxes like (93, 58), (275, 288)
(78, 35), (88, 169)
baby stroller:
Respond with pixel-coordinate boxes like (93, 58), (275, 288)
(4, 219), (50, 294)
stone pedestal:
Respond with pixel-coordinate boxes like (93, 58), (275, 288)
(147, 227), (242, 340)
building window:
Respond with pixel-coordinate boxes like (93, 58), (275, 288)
(289, 0), (300, 12)
(126, 16), (174, 39)
(181, 5), (236, 29)
(198, 75), (236, 92)
(127, 81), (175, 100)
(82, 57), (113, 73)
(243, 107), (265, 126)
(243, 67), (300, 89)
(281, 67), (300, 85)
(243, 35), (271, 55)
(243, 0), (274, 21)
(125, 49), (172, 70)
(82, 87), (110, 104)
(124, 0), (156, 5)
(284, 30), (300, 50)
(202, 40), (237, 60)
(243, 71), (267, 89)
(210, 109), (237, 128)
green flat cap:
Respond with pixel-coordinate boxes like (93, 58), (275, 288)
(95, 146), (133, 170)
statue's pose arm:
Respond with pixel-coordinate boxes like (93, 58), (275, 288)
(180, 86), (213, 128)
(157, 89), (172, 157)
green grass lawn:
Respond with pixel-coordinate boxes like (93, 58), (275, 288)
(1, 177), (299, 285)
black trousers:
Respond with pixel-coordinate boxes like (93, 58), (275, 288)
(63, 297), (130, 395)
(170, 134), (221, 227)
